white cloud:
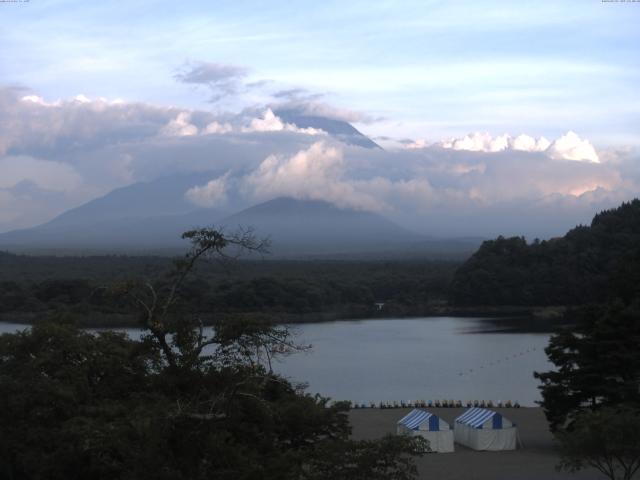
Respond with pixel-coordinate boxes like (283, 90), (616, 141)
(203, 121), (233, 134)
(511, 134), (550, 152)
(440, 132), (511, 152)
(404, 139), (429, 150)
(242, 109), (326, 135)
(243, 141), (381, 211)
(21, 95), (61, 107)
(547, 131), (600, 163)
(160, 112), (199, 137)
(241, 143), (460, 213)
(185, 173), (229, 207)
(434, 131), (598, 162)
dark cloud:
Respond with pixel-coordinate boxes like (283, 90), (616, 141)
(174, 61), (250, 101)
(174, 62), (248, 85)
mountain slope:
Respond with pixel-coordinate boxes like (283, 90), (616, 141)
(274, 109), (381, 149)
(219, 197), (421, 256)
(0, 172), (227, 252)
(450, 199), (640, 306)
(0, 209), (225, 252)
(44, 173), (210, 228)
(0, 183), (479, 258)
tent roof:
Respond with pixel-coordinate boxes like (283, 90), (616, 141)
(398, 409), (438, 430)
(455, 408), (503, 429)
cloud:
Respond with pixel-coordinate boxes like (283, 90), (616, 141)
(429, 131), (598, 162)
(203, 121), (233, 134)
(174, 61), (249, 102)
(547, 131), (600, 163)
(240, 142), (456, 214)
(511, 134), (551, 152)
(272, 88), (316, 100)
(243, 141), (382, 211)
(0, 155), (82, 192)
(242, 109), (326, 135)
(0, 155), (84, 229)
(403, 139), (430, 150)
(438, 132), (550, 153)
(0, 87), (188, 157)
(271, 98), (378, 124)
(185, 172), (230, 207)
(0, 191), (18, 223)
(0, 86), (636, 238)
(160, 112), (199, 137)
(174, 62), (248, 85)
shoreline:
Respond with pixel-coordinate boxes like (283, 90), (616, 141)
(349, 407), (600, 480)
(0, 305), (568, 329)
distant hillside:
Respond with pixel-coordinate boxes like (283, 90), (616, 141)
(450, 199), (640, 306)
(219, 197), (422, 256)
(0, 174), (480, 258)
(0, 207), (225, 252)
(0, 173), (228, 252)
(45, 174), (210, 227)
(0, 191), (431, 256)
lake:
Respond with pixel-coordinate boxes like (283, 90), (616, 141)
(0, 317), (553, 406)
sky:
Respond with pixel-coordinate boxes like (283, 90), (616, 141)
(0, 0), (639, 237)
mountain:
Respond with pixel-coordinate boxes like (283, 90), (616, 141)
(42, 173), (210, 228)
(218, 197), (420, 256)
(0, 193), (424, 256)
(450, 199), (640, 306)
(0, 209), (225, 253)
(0, 173), (227, 252)
(0, 175), (480, 258)
(274, 109), (381, 149)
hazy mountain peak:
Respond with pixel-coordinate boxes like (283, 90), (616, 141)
(273, 109), (381, 149)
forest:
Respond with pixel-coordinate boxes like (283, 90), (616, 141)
(1, 199), (640, 327)
(450, 199), (640, 307)
(0, 253), (457, 326)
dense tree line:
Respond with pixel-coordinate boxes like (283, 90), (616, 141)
(0, 256), (456, 325)
(450, 199), (640, 306)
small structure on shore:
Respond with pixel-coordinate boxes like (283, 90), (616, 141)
(454, 407), (517, 451)
(396, 409), (454, 453)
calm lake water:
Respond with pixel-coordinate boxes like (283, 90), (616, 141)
(0, 317), (553, 406)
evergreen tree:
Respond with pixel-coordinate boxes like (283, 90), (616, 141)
(535, 301), (640, 430)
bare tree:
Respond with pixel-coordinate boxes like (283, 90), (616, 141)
(115, 227), (303, 371)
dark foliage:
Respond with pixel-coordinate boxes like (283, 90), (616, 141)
(1, 321), (424, 479)
(450, 199), (640, 306)
(556, 405), (640, 480)
(0, 254), (456, 326)
(534, 300), (640, 431)
(0, 228), (425, 480)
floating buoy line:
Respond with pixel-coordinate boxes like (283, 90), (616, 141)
(456, 346), (539, 377)
(349, 399), (521, 409)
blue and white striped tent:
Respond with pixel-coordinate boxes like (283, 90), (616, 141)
(396, 409), (454, 453)
(454, 408), (517, 451)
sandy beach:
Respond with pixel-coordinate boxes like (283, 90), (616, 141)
(349, 407), (604, 480)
